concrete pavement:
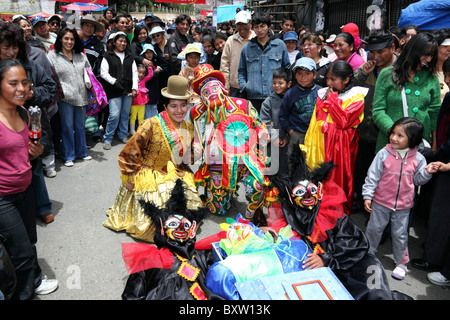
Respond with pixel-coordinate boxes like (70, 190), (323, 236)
(35, 138), (450, 300)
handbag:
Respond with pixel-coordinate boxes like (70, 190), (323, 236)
(85, 68), (108, 116)
(85, 115), (99, 135)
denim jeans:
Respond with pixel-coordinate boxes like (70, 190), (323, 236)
(0, 186), (42, 300)
(31, 158), (52, 217)
(103, 95), (132, 143)
(144, 103), (158, 119)
(58, 101), (89, 161)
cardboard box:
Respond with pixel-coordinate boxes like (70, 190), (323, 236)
(236, 267), (353, 300)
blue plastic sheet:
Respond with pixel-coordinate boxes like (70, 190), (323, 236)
(217, 5), (244, 23)
(398, 0), (450, 30)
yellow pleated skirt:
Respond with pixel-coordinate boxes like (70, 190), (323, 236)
(103, 162), (203, 243)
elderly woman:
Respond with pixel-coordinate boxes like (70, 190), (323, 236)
(47, 28), (93, 167)
(299, 33), (331, 86)
(332, 32), (365, 71)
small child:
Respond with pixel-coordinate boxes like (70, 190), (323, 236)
(130, 64), (153, 135)
(140, 43), (160, 119)
(179, 44), (202, 119)
(279, 57), (321, 165)
(363, 117), (440, 280)
(260, 67), (292, 177)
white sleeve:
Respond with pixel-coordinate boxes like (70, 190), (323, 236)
(100, 58), (116, 85)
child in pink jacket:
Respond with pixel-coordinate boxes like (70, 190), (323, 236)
(129, 64), (153, 135)
(363, 117), (440, 280)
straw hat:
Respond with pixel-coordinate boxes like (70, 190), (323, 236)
(161, 76), (191, 100)
(80, 14), (104, 33)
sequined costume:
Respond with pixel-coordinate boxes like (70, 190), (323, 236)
(190, 64), (273, 220)
(103, 111), (203, 242)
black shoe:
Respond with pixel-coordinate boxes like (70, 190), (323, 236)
(411, 258), (442, 272)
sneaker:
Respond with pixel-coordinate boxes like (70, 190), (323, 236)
(83, 155), (92, 161)
(35, 277), (58, 295)
(64, 160), (74, 167)
(120, 137), (129, 144)
(44, 169), (57, 178)
(103, 142), (111, 150)
(427, 272), (450, 286)
(392, 265), (408, 280)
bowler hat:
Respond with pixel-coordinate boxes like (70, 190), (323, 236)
(161, 76), (191, 100)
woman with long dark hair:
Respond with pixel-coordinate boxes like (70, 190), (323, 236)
(373, 32), (441, 153)
(47, 28), (92, 167)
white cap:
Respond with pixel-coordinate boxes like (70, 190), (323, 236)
(235, 10), (251, 24)
(326, 34), (336, 43)
(441, 38), (450, 46)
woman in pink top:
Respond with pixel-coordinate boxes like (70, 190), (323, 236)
(0, 59), (57, 299)
(333, 32), (366, 71)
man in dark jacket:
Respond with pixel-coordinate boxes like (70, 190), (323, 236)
(167, 14), (193, 75)
(80, 14), (105, 76)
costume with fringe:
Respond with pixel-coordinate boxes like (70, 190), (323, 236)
(189, 64), (274, 220)
(103, 112), (203, 242)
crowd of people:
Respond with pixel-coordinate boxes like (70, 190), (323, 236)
(0, 6), (449, 300)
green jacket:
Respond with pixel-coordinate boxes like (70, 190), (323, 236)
(372, 66), (441, 153)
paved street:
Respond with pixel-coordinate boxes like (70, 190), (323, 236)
(35, 137), (450, 300)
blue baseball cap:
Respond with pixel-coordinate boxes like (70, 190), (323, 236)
(293, 57), (317, 72)
(31, 15), (47, 28)
(283, 31), (298, 43)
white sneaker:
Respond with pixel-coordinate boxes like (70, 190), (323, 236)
(83, 155), (92, 161)
(35, 278), (58, 295)
(44, 169), (57, 178)
(427, 272), (450, 286)
(392, 265), (408, 280)
(64, 160), (74, 167)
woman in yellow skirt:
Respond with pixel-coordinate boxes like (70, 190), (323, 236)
(103, 76), (203, 242)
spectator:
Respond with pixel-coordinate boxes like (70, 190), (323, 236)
(147, 16), (165, 33)
(167, 14), (193, 75)
(47, 28), (93, 167)
(431, 30), (450, 101)
(47, 15), (61, 35)
(139, 44), (160, 119)
(99, 32), (138, 150)
(0, 58), (58, 299)
(353, 29), (398, 212)
(332, 32), (365, 71)
(80, 15), (105, 75)
(201, 35), (216, 69)
(298, 33), (331, 86)
(273, 14), (296, 40)
(103, 7), (116, 27)
(389, 25), (406, 54)
(143, 13), (154, 34)
(150, 26), (170, 112)
(220, 11), (253, 96)
(283, 31), (299, 65)
(279, 57), (321, 167)
(30, 16), (56, 53)
(411, 58), (450, 283)
(403, 24), (419, 43)
(130, 24), (151, 67)
(0, 22), (57, 222)
(212, 32), (227, 69)
(372, 32), (441, 154)
(95, 18), (109, 51)
(260, 67), (292, 178)
(238, 13), (291, 112)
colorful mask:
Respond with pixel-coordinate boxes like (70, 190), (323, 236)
(291, 180), (323, 210)
(163, 214), (197, 243)
(200, 80), (228, 123)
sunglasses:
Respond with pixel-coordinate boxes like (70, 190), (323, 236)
(152, 33), (162, 39)
(50, 22), (60, 27)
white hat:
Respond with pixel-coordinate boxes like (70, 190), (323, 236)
(235, 10), (251, 24)
(441, 38), (450, 46)
(326, 34), (336, 43)
(149, 26), (165, 35)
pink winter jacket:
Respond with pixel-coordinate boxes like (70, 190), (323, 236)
(362, 144), (432, 211)
(132, 67), (153, 106)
